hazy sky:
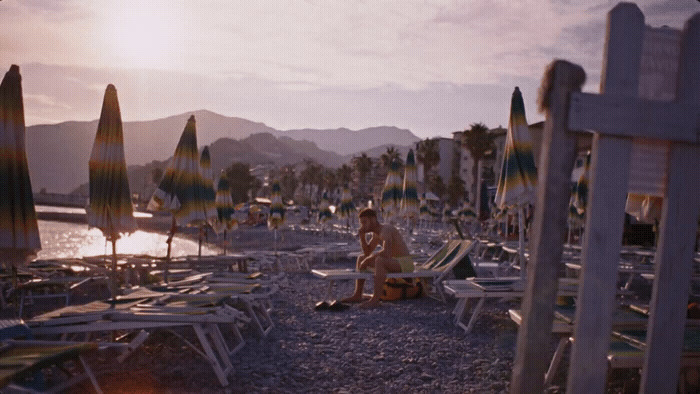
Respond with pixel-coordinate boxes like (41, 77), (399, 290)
(1, 0), (696, 139)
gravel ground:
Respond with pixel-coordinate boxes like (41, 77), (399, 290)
(19, 225), (658, 393)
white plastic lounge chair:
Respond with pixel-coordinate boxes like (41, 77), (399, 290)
(27, 293), (250, 387)
(444, 277), (579, 334)
(311, 239), (476, 302)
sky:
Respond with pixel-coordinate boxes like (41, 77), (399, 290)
(1, 0), (697, 139)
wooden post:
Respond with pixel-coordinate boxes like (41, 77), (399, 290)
(641, 14), (700, 393)
(509, 60), (584, 393)
(567, 4), (643, 392)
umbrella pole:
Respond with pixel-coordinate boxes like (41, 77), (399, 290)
(274, 228), (280, 272)
(111, 237), (118, 299)
(518, 205), (526, 282)
(223, 229), (227, 255)
(165, 216), (176, 284)
(198, 226), (203, 259)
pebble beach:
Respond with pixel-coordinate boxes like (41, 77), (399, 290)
(19, 223), (642, 393)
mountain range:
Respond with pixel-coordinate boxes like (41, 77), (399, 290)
(25, 109), (420, 193)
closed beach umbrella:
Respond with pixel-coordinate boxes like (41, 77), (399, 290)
(495, 87), (537, 280)
(0, 65), (41, 278)
(268, 179), (285, 230)
(401, 149), (419, 220)
(338, 185), (354, 218)
(339, 185), (355, 227)
(573, 152), (591, 216)
(199, 146), (217, 225)
(458, 205), (477, 220)
(495, 87), (537, 209)
(318, 190), (332, 224)
(381, 160), (402, 222)
(147, 115), (210, 280)
(214, 170), (237, 254)
(197, 146), (217, 257)
(87, 84), (137, 296)
(214, 170), (236, 233)
(419, 198), (431, 222)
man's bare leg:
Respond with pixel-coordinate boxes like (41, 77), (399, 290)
(341, 255), (372, 303)
(359, 256), (401, 308)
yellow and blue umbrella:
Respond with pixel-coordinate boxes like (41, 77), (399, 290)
(401, 149), (419, 220)
(214, 170), (237, 254)
(0, 65), (41, 272)
(339, 185), (355, 227)
(419, 198), (431, 222)
(458, 205), (477, 221)
(268, 179), (285, 230)
(381, 160), (402, 222)
(318, 190), (332, 223)
(147, 115), (210, 279)
(200, 146), (217, 226)
(338, 185), (355, 218)
(148, 115), (210, 226)
(87, 84), (137, 296)
(572, 152), (591, 216)
(87, 84), (137, 239)
(495, 87), (537, 280)
(495, 87), (537, 209)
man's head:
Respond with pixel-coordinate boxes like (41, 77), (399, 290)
(358, 207), (379, 231)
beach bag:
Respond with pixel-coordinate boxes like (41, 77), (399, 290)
(381, 278), (423, 301)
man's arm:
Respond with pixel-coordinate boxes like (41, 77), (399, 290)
(359, 231), (380, 256)
(375, 227), (394, 258)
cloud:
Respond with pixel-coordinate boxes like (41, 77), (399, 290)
(1, 1), (693, 137)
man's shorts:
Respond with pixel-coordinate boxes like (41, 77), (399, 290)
(395, 256), (415, 273)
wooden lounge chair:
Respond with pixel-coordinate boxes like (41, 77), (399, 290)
(311, 239), (477, 302)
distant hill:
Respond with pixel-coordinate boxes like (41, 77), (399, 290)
(26, 110), (420, 193)
(276, 126), (420, 156)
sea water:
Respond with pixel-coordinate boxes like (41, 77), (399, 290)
(35, 206), (218, 259)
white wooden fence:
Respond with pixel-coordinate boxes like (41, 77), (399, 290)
(511, 3), (700, 393)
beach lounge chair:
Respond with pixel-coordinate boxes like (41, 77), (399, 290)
(0, 319), (103, 393)
(311, 239), (477, 302)
(150, 282), (278, 338)
(444, 277), (580, 334)
(26, 291), (250, 387)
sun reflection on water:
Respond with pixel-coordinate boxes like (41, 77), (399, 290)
(37, 221), (217, 260)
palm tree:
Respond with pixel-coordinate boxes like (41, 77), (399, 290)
(416, 138), (440, 193)
(380, 146), (403, 171)
(321, 167), (339, 201)
(352, 153), (373, 200)
(460, 122), (496, 207)
(336, 164), (353, 187)
(299, 159), (322, 202)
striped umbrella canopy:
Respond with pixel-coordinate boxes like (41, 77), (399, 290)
(199, 146), (217, 226)
(381, 160), (402, 222)
(268, 179), (285, 229)
(400, 149), (419, 219)
(458, 205), (477, 221)
(214, 170), (237, 234)
(87, 84), (137, 241)
(338, 185), (355, 219)
(495, 87), (538, 209)
(419, 198), (431, 222)
(147, 115), (210, 227)
(318, 190), (332, 223)
(572, 151), (591, 216)
(0, 65), (41, 268)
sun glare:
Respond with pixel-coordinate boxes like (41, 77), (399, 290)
(101, 3), (181, 69)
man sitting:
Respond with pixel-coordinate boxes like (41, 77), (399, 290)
(341, 208), (413, 308)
